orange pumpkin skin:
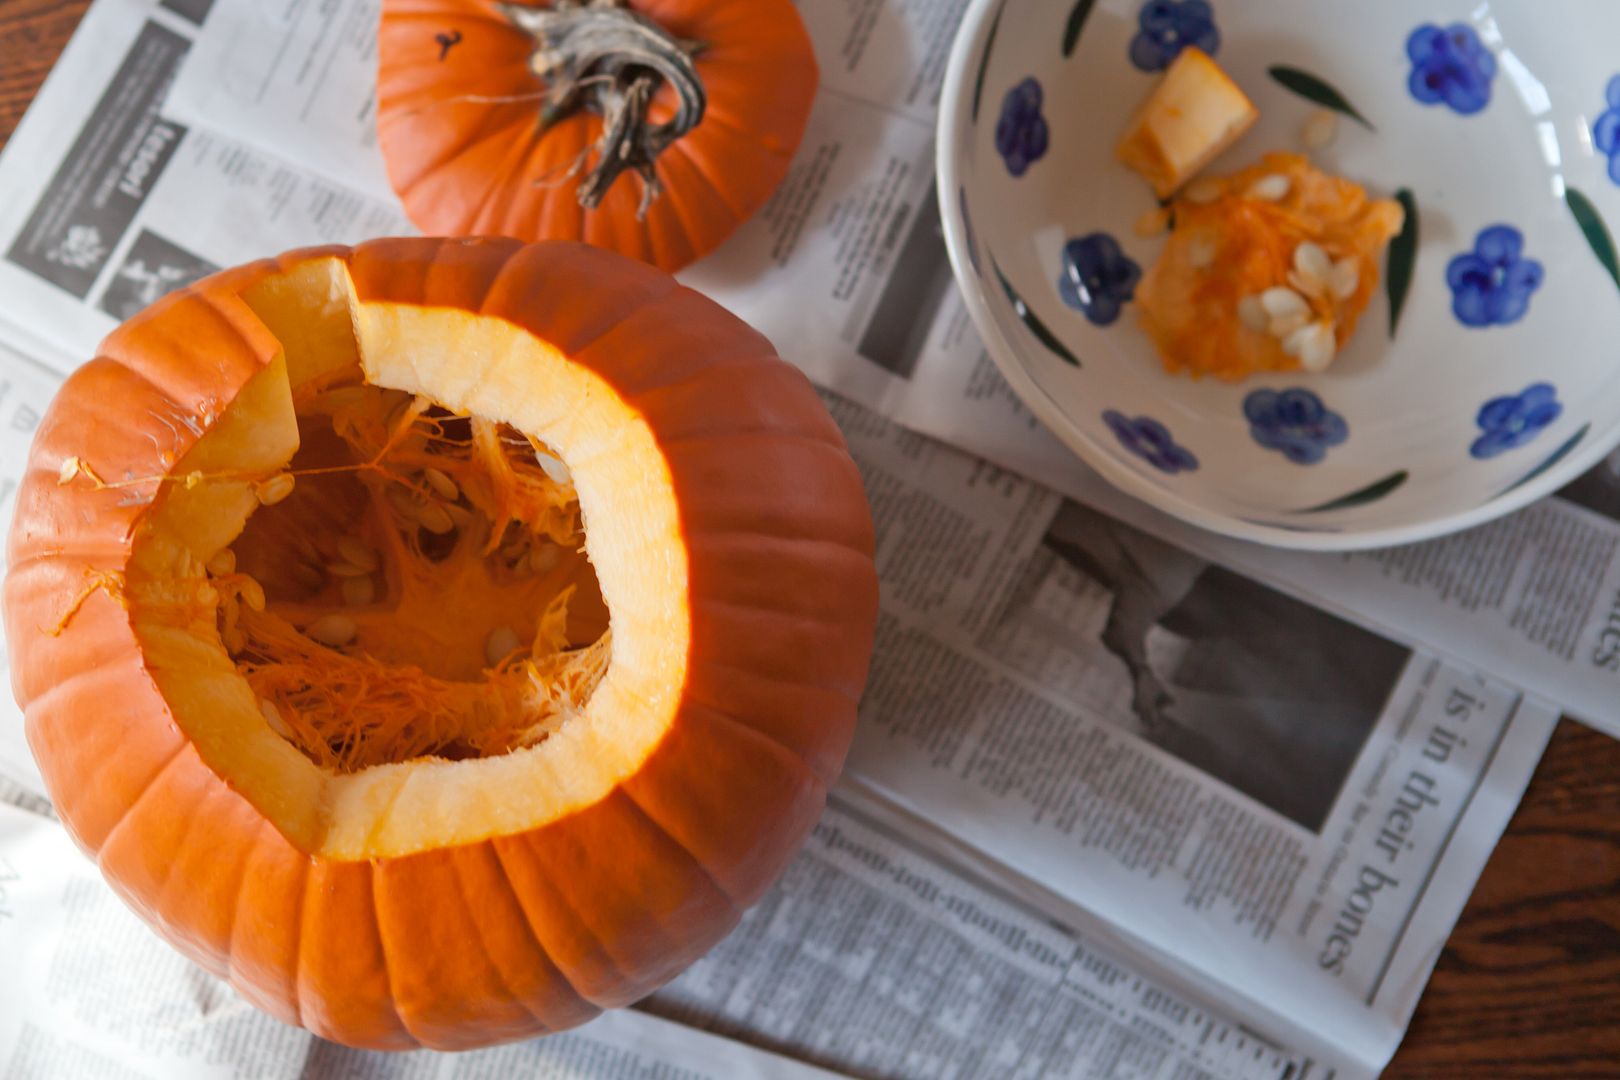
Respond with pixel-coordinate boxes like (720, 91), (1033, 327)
(3, 238), (877, 1049)
(376, 0), (819, 271)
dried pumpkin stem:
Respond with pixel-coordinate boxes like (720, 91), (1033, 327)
(499, 0), (706, 217)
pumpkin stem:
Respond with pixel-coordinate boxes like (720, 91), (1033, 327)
(499, 0), (706, 217)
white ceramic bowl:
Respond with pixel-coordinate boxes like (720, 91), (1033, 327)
(939, 0), (1620, 549)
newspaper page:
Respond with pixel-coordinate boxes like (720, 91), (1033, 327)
(0, 0), (414, 371)
(150, 0), (1620, 743)
(650, 795), (1318, 1080)
(828, 394), (1557, 1077)
(0, 800), (842, 1080)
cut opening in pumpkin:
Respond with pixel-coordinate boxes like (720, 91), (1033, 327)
(115, 255), (690, 860)
(217, 382), (611, 775)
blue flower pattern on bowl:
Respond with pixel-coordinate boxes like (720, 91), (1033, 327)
(1058, 233), (1141, 326)
(1129, 0), (1219, 73)
(995, 78), (1049, 177)
(1104, 411), (1199, 474)
(1406, 23), (1496, 115)
(1472, 383), (1562, 459)
(1243, 389), (1349, 465)
(1447, 225), (1544, 328)
(1594, 76), (1620, 187)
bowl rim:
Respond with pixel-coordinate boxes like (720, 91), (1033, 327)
(935, 0), (1620, 552)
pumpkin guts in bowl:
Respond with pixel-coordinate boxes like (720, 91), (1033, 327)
(1137, 152), (1405, 379)
(3, 239), (878, 1049)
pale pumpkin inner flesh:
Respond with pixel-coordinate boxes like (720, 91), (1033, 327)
(121, 258), (689, 860)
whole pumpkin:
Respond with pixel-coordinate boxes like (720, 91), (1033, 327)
(3, 237), (877, 1049)
(376, 0), (819, 271)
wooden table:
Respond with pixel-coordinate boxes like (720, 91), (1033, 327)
(4, 2), (1619, 1075)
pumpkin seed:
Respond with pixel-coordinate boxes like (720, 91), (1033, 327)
(1247, 174), (1291, 201)
(336, 538), (380, 572)
(534, 449), (572, 486)
(423, 467), (460, 501)
(255, 473), (296, 506)
(486, 626), (523, 667)
(1301, 109), (1339, 150)
(529, 545), (561, 574)
(307, 614), (358, 648)
(259, 698), (292, 739)
(342, 575), (376, 608)
(415, 501), (456, 535)
(205, 549), (237, 577)
(239, 576), (267, 613)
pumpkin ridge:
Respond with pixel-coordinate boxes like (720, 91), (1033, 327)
(664, 137), (751, 220)
(90, 736), (190, 862)
(421, 850), (551, 1036)
(463, 118), (555, 236)
(105, 754), (218, 939)
(282, 854), (313, 1030)
(693, 654), (866, 706)
(152, 772), (252, 937)
(484, 837), (605, 1019)
(392, 109), (538, 208)
(226, 823), (306, 1029)
(616, 780), (746, 911)
(366, 861), (428, 1047)
(455, 842), (588, 1031)
(505, 829), (637, 1009)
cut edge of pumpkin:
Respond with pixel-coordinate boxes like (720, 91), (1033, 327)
(120, 255), (689, 862)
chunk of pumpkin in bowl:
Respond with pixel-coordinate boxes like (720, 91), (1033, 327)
(3, 238), (879, 1049)
(1136, 153), (1406, 380)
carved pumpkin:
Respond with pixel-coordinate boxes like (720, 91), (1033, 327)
(3, 238), (877, 1049)
(376, 0), (819, 271)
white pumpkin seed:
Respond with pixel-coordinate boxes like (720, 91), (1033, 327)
(486, 626), (523, 668)
(255, 473), (295, 507)
(423, 467), (460, 502)
(1302, 109), (1339, 150)
(259, 698), (292, 739)
(336, 538), (379, 572)
(1247, 174), (1291, 201)
(307, 614), (358, 648)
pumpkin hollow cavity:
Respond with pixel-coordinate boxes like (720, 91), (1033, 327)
(218, 384), (610, 774)
(119, 256), (689, 860)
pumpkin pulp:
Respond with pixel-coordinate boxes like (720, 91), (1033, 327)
(119, 255), (690, 860)
(220, 383), (611, 775)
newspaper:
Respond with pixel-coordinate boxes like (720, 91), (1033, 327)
(0, 799), (840, 1080)
(0, 0), (1569, 1077)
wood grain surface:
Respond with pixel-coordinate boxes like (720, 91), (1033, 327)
(3, 3), (1618, 1077)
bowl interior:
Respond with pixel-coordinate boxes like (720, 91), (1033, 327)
(941, 0), (1620, 547)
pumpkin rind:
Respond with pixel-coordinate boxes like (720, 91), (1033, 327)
(2, 237), (877, 1049)
(375, 0), (819, 271)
